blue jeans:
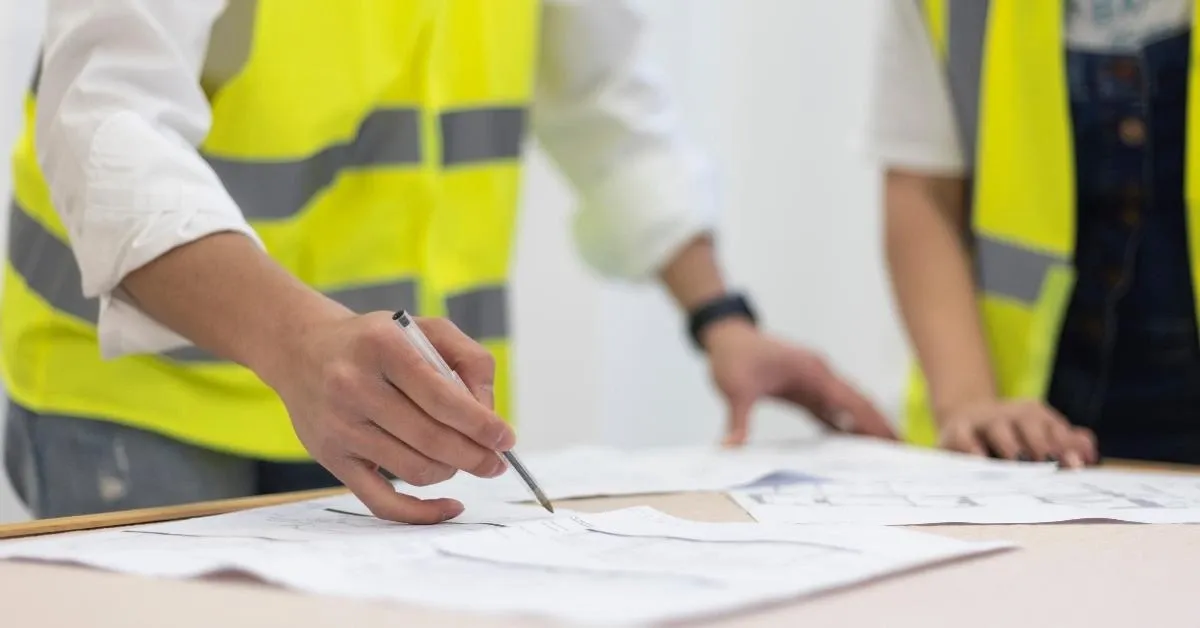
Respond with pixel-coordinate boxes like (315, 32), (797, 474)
(1046, 31), (1200, 463)
(3, 401), (340, 518)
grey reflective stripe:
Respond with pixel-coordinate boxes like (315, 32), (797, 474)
(975, 236), (1065, 304)
(8, 202), (96, 322)
(162, 345), (223, 363)
(331, 280), (418, 315)
(205, 108), (422, 220)
(5, 201), (431, 362)
(945, 0), (989, 171)
(441, 107), (526, 166)
(446, 285), (508, 340)
(163, 279), (421, 363)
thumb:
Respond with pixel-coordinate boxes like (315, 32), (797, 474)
(723, 395), (756, 447)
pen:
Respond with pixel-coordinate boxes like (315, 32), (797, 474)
(392, 310), (554, 513)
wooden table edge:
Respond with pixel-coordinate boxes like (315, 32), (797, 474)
(0, 487), (349, 539)
(1, 458), (1195, 540)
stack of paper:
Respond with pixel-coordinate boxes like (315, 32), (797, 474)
(15, 434), (1188, 624)
(0, 506), (1014, 625)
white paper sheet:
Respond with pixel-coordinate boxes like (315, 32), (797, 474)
(380, 436), (1056, 505)
(0, 507), (1014, 625)
(127, 494), (560, 542)
(730, 469), (1200, 525)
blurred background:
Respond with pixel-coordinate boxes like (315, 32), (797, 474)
(0, 0), (906, 523)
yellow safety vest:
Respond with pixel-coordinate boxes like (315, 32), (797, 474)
(903, 0), (1200, 445)
(2, 0), (539, 460)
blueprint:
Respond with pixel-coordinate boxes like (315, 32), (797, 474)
(0, 507), (1014, 625)
(381, 436), (1056, 506)
(730, 469), (1200, 525)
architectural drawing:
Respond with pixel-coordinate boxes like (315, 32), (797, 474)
(740, 478), (1200, 511)
(729, 472), (1200, 525)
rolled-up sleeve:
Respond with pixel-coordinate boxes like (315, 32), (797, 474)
(533, 0), (718, 280)
(39, 0), (263, 358)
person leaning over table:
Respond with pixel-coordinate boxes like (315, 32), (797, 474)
(872, 0), (1200, 465)
(2, 0), (894, 522)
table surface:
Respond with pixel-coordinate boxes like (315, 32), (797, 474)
(3, 464), (1200, 628)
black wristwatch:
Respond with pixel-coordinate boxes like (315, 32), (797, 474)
(687, 293), (757, 351)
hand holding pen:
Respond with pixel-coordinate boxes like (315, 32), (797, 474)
(394, 311), (553, 512)
(274, 309), (521, 524)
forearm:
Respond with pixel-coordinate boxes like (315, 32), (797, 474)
(884, 170), (996, 421)
(120, 233), (352, 386)
(657, 234), (758, 349)
(659, 234), (727, 310)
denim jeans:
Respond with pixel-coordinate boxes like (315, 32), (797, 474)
(1046, 31), (1200, 463)
(3, 401), (340, 518)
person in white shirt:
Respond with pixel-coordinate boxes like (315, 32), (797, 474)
(3, 0), (893, 521)
(872, 1), (1200, 465)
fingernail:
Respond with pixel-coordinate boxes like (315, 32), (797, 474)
(488, 455), (507, 477)
(493, 423), (515, 450)
(1063, 451), (1082, 469)
(833, 411), (855, 432)
(441, 503), (464, 521)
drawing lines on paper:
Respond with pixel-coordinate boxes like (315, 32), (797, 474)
(573, 534), (854, 570)
(741, 479), (1200, 511)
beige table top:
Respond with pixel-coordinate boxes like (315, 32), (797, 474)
(3, 478), (1200, 627)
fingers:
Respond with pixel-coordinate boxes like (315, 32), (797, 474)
(414, 316), (498, 403)
(1008, 403), (1098, 465)
(723, 396), (755, 447)
(1013, 413), (1055, 461)
(373, 316), (514, 451)
(1051, 421), (1098, 468)
(1073, 426), (1099, 464)
(364, 381), (508, 479)
(473, 382), (496, 411)
(823, 378), (897, 440)
(942, 401), (1100, 465)
(326, 456), (463, 524)
(356, 422), (456, 485)
(938, 421), (987, 456)
(981, 419), (1023, 459)
(783, 356), (897, 441)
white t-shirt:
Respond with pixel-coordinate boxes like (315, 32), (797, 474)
(866, 0), (1193, 175)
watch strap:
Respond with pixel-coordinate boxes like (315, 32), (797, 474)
(687, 293), (757, 350)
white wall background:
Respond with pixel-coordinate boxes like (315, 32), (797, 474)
(0, 0), (907, 524)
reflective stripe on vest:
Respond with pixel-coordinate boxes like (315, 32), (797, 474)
(7, 202), (509, 358)
(207, 108), (421, 220)
(931, 0), (1073, 302)
(975, 236), (1064, 306)
(207, 106), (527, 221)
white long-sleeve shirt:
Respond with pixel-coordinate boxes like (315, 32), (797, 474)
(37, 0), (718, 358)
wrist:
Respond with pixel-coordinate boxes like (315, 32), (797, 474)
(699, 317), (759, 353)
(687, 292), (758, 352)
(249, 293), (356, 390)
(932, 390), (998, 426)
